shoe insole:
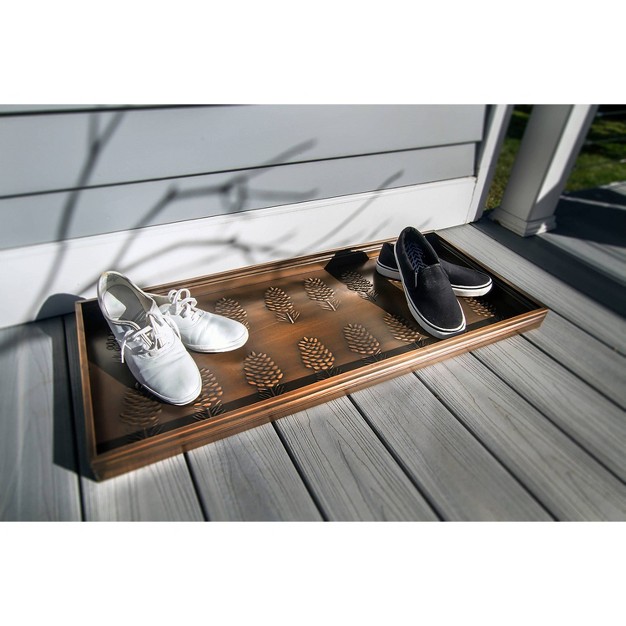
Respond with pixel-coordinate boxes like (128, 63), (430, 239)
(104, 285), (147, 325)
(406, 241), (427, 271)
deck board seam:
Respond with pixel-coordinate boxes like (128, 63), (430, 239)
(270, 421), (330, 521)
(346, 394), (445, 521)
(411, 368), (558, 520)
(468, 349), (625, 486)
(182, 452), (211, 521)
(519, 329), (626, 411)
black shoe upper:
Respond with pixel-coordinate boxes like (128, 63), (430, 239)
(378, 241), (398, 270)
(395, 227), (465, 332)
(379, 240), (491, 291)
(440, 258), (492, 290)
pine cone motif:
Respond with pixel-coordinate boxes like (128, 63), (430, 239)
(119, 385), (162, 428)
(465, 297), (499, 319)
(383, 312), (427, 345)
(243, 351), (285, 397)
(303, 277), (341, 311)
(298, 337), (335, 371)
(264, 287), (300, 323)
(340, 270), (377, 301)
(343, 323), (382, 356)
(215, 297), (250, 329)
(192, 367), (225, 420)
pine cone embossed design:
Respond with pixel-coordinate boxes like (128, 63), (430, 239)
(215, 297), (250, 329)
(340, 270), (377, 302)
(298, 337), (335, 371)
(383, 312), (427, 345)
(264, 287), (300, 323)
(303, 277), (341, 311)
(244, 351), (285, 398)
(192, 367), (225, 420)
(298, 337), (341, 379)
(465, 297), (499, 320)
(343, 323), (382, 357)
(119, 385), (163, 441)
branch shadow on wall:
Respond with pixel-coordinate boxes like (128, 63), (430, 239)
(2, 114), (408, 480)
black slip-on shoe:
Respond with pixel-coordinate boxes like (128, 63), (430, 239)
(377, 241), (492, 297)
(394, 227), (466, 338)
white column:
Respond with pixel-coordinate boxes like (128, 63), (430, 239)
(467, 104), (513, 222)
(490, 105), (598, 236)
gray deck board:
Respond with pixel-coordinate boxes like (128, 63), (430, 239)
(275, 396), (438, 521)
(81, 456), (205, 521)
(0, 318), (81, 521)
(539, 231), (626, 287)
(439, 224), (626, 354)
(186, 423), (323, 521)
(416, 353), (626, 520)
(473, 215), (626, 318)
(523, 311), (626, 410)
(472, 334), (626, 481)
(351, 374), (552, 520)
(3, 221), (623, 522)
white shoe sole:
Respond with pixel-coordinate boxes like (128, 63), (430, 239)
(151, 384), (202, 406)
(186, 327), (249, 353)
(376, 261), (492, 298)
(450, 284), (492, 298)
(375, 261), (401, 280)
(129, 372), (202, 406)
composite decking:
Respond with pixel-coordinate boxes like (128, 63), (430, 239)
(1, 219), (625, 521)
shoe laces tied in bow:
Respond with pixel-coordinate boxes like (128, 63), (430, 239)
(120, 312), (180, 363)
(166, 288), (201, 320)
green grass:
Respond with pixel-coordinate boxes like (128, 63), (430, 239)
(485, 106), (626, 210)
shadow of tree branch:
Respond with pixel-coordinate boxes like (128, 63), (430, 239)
(31, 111), (126, 320)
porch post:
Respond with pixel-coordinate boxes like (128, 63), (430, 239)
(490, 104), (598, 236)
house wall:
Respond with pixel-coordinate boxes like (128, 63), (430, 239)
(0, 104), (488, 327)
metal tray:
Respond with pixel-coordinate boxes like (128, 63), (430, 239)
(75, 234), (548, 480)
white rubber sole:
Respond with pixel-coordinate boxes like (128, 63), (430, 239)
(375, 261), (401, 280)
(133, 375), (202, 406)
(187, 327), (249, 353)
(450, 283), (492, 298)
(376, 261), (492, 298)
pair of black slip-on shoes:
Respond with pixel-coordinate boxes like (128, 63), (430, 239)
(375, 227), (493, 339)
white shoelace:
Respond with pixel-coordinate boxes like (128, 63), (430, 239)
(166, 288), (201, 320)
(120, 312), (180, 364)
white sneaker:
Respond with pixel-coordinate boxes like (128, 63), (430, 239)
(148, 288), (249, 353)
(97, 272), (202, 406)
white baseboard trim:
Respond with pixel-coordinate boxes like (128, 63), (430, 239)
(1, 177), (476, 328)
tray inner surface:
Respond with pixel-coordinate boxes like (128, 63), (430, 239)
(78, 236), (542, 459)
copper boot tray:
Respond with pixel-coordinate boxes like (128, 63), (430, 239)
(75, 234), (548, 480)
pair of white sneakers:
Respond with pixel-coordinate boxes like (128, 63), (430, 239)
(97, 271), (249, 405)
